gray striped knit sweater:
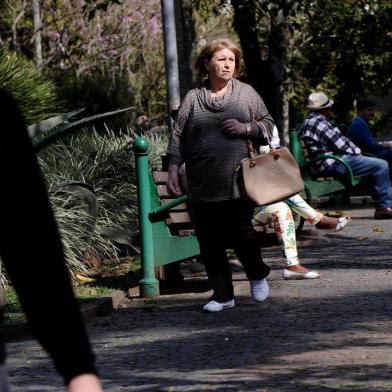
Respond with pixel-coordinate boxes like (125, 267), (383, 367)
(167, 79), (274, 202)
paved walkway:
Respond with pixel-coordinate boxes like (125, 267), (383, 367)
(7, 207), (392, 391)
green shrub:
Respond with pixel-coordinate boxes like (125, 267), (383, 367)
(38, 127), (168, 274)
(0, 49), (60, 124)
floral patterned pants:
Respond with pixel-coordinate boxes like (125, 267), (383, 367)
(253, 194), (323, 267)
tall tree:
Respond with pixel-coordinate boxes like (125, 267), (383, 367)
(231, 0), (265, 100)
(32, 0), (43, 68)
(232, 0), (297, 142)
(232, 0), (392, 138)
(301, 0), (392, 122)
(174, 0), (196, 98)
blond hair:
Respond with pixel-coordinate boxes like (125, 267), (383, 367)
(193, 38), (242, 80)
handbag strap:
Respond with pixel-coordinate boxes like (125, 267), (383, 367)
(246, 118), (275, 159)
(246, 139), (275, 160)
(246, 139), (256, 159)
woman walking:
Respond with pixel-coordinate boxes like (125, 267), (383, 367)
(166, 38), (274, 312)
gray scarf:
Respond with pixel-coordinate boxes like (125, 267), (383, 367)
(196, 78), (241, 112)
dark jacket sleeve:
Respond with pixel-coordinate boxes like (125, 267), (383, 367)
(347, 118), (384, 154)
(0, 89), (97, 385)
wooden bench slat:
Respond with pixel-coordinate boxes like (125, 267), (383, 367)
(160, 200), (188, 211)
(178, 229), (195, 236)
(152, 171), (168, 184)
(153, 171), (194, 234)
(168, 211), (193, 224)
(156, 184), (170, 197)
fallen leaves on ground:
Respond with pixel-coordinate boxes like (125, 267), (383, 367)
(324, 210), (344, 217)
(75, 274), (96, 284)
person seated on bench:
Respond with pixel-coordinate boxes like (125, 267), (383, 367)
(166, 38), (274, 313)
(180, 153), (349, 281)
(347, 100), (392, 167)
(254, 127), (349, 280)
(254, 195), (349, 279)
(299, 91), (392, 220)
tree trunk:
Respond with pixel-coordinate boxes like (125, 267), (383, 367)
(281, 86), (290, 145)
(232, 2), (292, 136)
(0, 259), (4, 307)
(33, 0), (43, 69)
(232, 0), (266, 99)
(174, 0), (196, 98)
(231, 1), (281, 125)
(11, 7), (25, 53)
(265, 20), (290, 135)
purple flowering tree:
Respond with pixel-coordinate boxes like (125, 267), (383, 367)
(1, 0), (167, 123)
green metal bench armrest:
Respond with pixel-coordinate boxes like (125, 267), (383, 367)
(149, 194), (189, 219)
(301, 154), (357, 186)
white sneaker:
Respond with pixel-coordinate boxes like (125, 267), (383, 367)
(250, 279), (269, 302)
(203, 299), (235, 312)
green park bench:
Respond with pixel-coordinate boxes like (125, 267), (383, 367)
(288, 129), (361, 203)
(133, 136), (303, 298)
(133, 137), (200, 298)
(133, 130), (370, 298)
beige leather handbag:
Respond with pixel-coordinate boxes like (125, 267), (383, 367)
(240, 146), (304, 206)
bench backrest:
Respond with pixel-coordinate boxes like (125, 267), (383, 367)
(151, 171), (194, 236)
(287, 129), (361, 201)
(289, 129), (307, 167)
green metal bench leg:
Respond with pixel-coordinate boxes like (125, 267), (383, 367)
(133, 137), (159, 298)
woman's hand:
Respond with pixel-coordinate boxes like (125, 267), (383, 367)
(67, 374), (103, 392)
(222, 119), (247, 135)
(166, 164), (183, 196)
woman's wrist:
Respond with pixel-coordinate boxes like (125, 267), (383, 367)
(245, 123), (251, 136)
(168, 164), (179, 174)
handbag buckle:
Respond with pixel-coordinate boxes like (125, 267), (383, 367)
(249, 160), (256, 168)
(273, 153), (280, 160)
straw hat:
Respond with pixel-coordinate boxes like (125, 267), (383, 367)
(307, 92), (334, 110)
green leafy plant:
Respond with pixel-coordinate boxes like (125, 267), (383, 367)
(38, 126), (168, 274)
(32, 107), (134, 152)
(0, 49), (60, 124)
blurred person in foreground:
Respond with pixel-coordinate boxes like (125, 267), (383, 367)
(166, 38), (274, 312)
(0, 88), (103, 392)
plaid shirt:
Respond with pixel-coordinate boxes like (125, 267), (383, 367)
(299, 112), (361, 173)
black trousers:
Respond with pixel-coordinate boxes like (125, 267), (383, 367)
(192, 199), (270, 302)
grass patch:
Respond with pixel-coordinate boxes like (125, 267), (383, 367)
(74, 283), (114, 301)
(4, 313), (26, 325)
(74, 256), (141, 303)
(3, 256), (141, 313)
(3, 287), (21, 313)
